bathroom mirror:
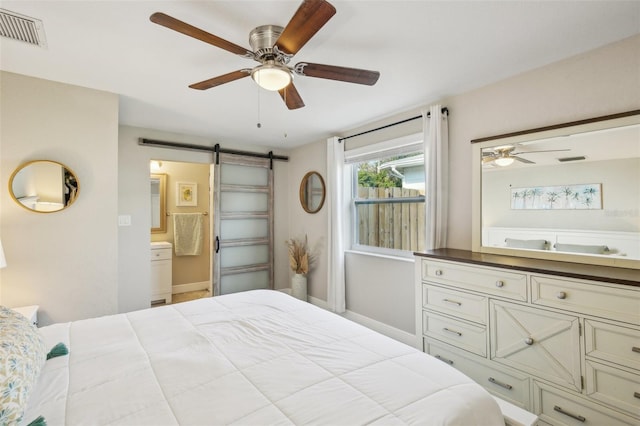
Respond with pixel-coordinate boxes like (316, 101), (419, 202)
(472, 110), (640, 269)
(9, 160), (79, 213)
(151, 173), (167, 233)
(300, 171), (326, 214)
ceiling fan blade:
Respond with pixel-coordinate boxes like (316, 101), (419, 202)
(513, 156), (535, 164)
(294, 62), (380, 85)
(278, 83), (305, 110)
(275, 0), (336, 56)
(150, 12), (253, 58)
(482, 157), (496, 164)
(189, 70), (250, 90)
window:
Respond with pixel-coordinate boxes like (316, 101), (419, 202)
(346, 134), (425, 255)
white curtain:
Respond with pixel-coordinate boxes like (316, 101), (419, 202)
(422, 105), (449, 250)
(326, 136), (346, 313)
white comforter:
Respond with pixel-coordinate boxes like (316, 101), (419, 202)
(23, 290), (503, 425)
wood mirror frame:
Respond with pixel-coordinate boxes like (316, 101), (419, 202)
(151, 173), (167, 233)
(299, 171), (326, 214)
(9, 160), (80, 213)
(471, 110), (640, 269)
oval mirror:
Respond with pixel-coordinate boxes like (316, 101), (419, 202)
(300, 171), (326, 214)
(9, 160), (79, 213)
(150, 173), (167, 233)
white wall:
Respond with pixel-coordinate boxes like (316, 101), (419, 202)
(117, 125), (291, 313)
(0, 72), (119, 325)
(292, 34), (640, 336)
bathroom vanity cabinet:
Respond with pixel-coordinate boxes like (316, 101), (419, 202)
(151, 242), (172, 305)
(415, 249), (639, 425)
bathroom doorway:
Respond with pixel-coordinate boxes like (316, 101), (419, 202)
(150, 159), (212, 303)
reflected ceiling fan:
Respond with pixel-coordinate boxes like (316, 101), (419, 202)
(482, 145), (570, 166)
(150, 0), (380, 110)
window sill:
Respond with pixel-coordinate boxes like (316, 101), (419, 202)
(345, 249), (416, 263)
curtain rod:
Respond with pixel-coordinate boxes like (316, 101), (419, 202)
(138, 138), (289, 166)
(338, 107), (448, 143)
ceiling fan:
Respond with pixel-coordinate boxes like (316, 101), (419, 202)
(150, 0), (380, 110)
(482, 145), (570, 166)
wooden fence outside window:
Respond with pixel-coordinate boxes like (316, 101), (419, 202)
(356, 186), (425, 251)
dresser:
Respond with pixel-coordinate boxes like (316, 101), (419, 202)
(415, 249), (640, 426)
(151, 242), (172, 305)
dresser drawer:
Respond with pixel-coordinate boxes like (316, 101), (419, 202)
(585, 320), (640, 371)
(422, 259), (527, 301)
(151, 248), (172, 261)
(585, 360), (640, 419)
(490, 300), (581, 392)
(426, 340), (530, 409)
(534, 381), (637, 426)
(422, 311), (487, 357)
(422, 284), (487, 325)
(531, 275), (640, 325)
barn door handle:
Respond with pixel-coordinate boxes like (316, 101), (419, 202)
(215, 236), (220, 253)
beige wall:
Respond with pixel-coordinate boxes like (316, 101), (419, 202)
(302, 34), (640, 335)
(150, 160), (211, 289)
(286, 140), (329, 301)
(483, 158), (640, 232)
(0, 72), (119, 325)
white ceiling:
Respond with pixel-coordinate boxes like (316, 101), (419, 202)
(1, 1), (639, 150)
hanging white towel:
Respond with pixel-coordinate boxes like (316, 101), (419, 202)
(173, 213), (204, 256)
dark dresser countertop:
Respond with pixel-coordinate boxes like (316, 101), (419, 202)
(415, 248), (639, 288)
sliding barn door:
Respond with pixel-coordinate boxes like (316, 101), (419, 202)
(213, 153), (273, 295)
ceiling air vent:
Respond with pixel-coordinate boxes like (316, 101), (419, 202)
(558, 156), (586, 162)
(0, 9), (47, 48)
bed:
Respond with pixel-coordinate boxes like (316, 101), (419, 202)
(6, 290), (505, 425)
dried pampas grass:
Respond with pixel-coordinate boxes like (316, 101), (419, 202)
(286, 235), (310, 275)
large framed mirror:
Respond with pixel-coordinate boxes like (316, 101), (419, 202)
(9, 160), (79, 213)
(300, 171), (325, 214)
(472, 110), (640, 269)
(150, 173), (167, 233)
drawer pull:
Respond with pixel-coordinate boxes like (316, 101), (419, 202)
(553, 406), (586, 423)
(443, 327), (462, 337)
(524, 337), (534, 345)
(488, 377), (513, 390)
(556, 291), (567, 299)
(632, 346), (640, 354)
(435, 270), (443, 276)
(495, 280), (504, 288)
(434, 355), (454, 365)
(634, 392), (640, 399)
(442, 298), (462, 307)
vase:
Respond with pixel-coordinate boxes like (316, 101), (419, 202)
(291, 273), (307, 301)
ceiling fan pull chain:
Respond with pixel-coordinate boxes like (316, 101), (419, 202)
(257, 85), (262, 129)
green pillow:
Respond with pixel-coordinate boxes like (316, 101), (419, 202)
(0, 306), (46, 425)
(554, 243), (609, 254)
(505, 238), (548, 250)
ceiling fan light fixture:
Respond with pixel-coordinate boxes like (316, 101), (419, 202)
(252, 63), (292, 91)
(494, 157), (515, 167)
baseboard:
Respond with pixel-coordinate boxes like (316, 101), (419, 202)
(341, 309), (416, 347)
(172, 281), (209, 294)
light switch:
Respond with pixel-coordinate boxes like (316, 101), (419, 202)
(118, 215), (132, 226)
